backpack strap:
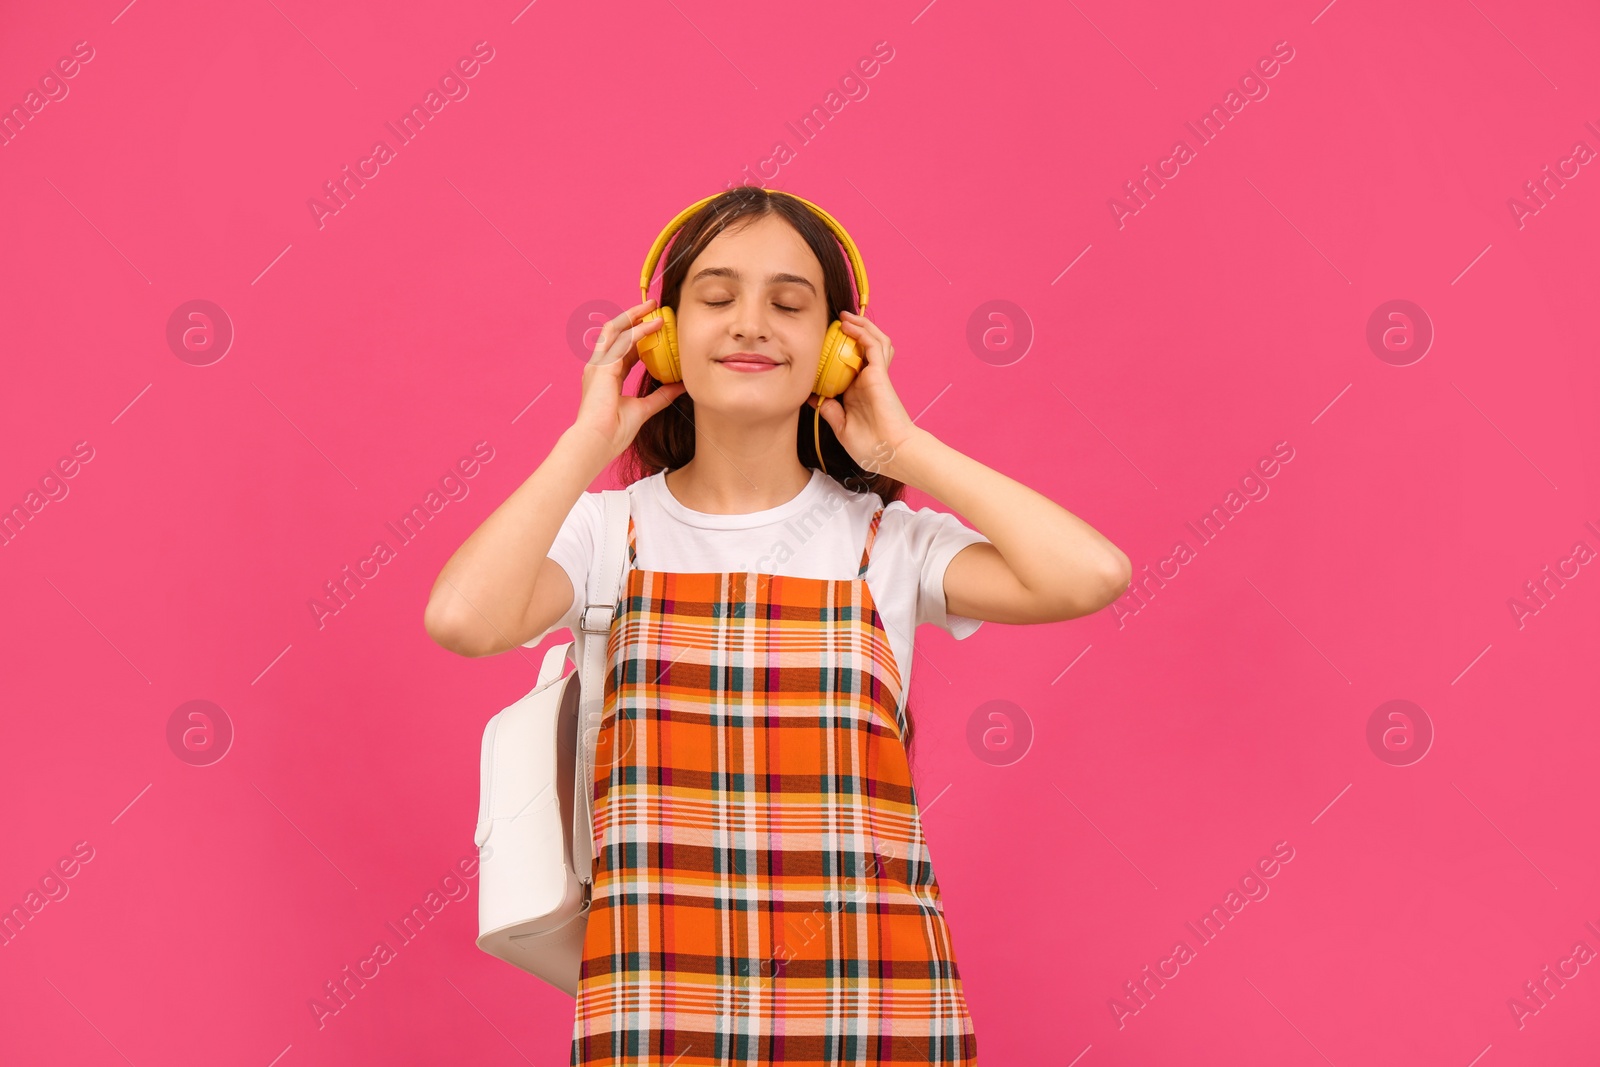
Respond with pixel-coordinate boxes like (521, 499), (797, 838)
(571, 488), (632, 892)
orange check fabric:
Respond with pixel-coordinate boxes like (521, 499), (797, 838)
(571, 505), (979, 1065)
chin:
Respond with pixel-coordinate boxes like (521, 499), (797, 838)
(696, 383), (807, 416)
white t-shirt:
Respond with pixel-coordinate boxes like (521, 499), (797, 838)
(522, 467), (990, 710)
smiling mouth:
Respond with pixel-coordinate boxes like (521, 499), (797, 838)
(717, 354), (784, 370)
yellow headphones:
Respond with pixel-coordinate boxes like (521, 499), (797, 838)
(634, 190), (871, 477)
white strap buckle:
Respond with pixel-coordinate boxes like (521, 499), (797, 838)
(579, 603), (613, 634)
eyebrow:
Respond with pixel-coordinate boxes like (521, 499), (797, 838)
(687, 267), (817, 294)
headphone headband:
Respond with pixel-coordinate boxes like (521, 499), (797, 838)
(638, 190), (869, 313)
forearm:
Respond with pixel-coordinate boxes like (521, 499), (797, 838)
(425, 427), (609, 652)
(883, 427), (1130, 604)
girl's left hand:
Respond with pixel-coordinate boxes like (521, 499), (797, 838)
(808, 310), (919, 477)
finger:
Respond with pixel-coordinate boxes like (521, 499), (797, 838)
(592, 316), (664, 369)
(841, 309), (887, 340)
(592, 300), (658, 360)
(593, 306), (632, 353)
(641, 381), (687, 415)
(810, 393), (843, 431)
(617, 318), (665, 372)
(822, 397), (846, 434)
(841, 310), (889, 350)
(840, 316), (887, 367)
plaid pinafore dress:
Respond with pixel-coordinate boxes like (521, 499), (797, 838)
(571, 501), (979, 1065)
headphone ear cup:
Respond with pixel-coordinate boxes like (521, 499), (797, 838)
(813, 320), (863, 398)
(636, 306), (682, 383)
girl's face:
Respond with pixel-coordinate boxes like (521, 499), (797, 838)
(673, 213), (831, 416)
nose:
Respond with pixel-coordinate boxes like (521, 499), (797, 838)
(731, 296), (770, 344)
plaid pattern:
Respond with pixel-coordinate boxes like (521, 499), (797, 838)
(571, 506), (978, 1065)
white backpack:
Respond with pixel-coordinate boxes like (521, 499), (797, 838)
(473, 489), (632, 995)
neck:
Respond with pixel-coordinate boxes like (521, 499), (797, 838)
(664, 406), (812, 514)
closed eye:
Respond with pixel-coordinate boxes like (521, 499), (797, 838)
(704, 299), (801, 313)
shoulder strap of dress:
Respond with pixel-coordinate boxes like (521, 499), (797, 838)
(857, 506), (886, 578)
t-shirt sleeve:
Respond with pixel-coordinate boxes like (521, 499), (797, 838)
(519, 492), (601, 647)
(896, 504), (991, 640)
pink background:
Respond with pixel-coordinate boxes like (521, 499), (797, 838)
(3, 0), (1598, 1063)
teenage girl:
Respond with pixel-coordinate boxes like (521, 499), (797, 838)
(426, 186), (1130, 1066)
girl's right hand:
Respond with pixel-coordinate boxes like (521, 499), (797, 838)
(569, 298), (688, 463)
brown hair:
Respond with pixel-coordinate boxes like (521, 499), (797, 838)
(615, 187), (926, 756)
